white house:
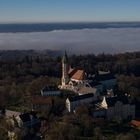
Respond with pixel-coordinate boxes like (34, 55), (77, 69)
(93, 96), (135, 120)
(66, 93), (94, 112)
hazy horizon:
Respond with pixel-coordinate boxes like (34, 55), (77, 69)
(1, 21), (140, 24)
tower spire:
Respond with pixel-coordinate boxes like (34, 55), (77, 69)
(61, 50), (69, 87)
(62, 50), (68, 63)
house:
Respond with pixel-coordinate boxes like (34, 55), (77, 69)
(6, 110), (41, 129)
(77, 86), (100, 100)
(32, 96), (53, 111)
(5, 110), (21, 118)
(19, 112), (40, 127)
(7, 112), (41, 140)
(5, 110), (22, 129)
(66, 93), (94, 112)
(41, 85), (61, 96)
(93, 96), (135, 120)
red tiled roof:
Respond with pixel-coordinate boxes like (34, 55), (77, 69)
(130, 120), (140, 127)
(71, 70), (85, 80)
(32, 97), (52, 105)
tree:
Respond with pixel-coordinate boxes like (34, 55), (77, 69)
(116, 133), (136, 140)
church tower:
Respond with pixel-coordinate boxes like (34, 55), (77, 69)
(62, 51), (69, 86)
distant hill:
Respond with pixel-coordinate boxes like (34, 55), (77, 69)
(0, 50), (63, 61)
(0, 22), (140, 33)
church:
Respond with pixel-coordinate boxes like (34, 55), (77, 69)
(60, 51), (86, 90)
(59, 51), (117, 95)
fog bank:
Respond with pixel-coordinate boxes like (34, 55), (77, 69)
(0, 28), (140, 54)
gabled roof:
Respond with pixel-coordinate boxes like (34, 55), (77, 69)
(105, 96), (129, 107)
(101, 97), (108, 109)
(94, 96), (132, 110)
(71, 69), (85, 80)
(5, 110), (21, 118)
(78, 86), (97, 94)
(98, 70), (110, 75)
(41, 85), (59, 92)
(68, 93), (94, 102)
